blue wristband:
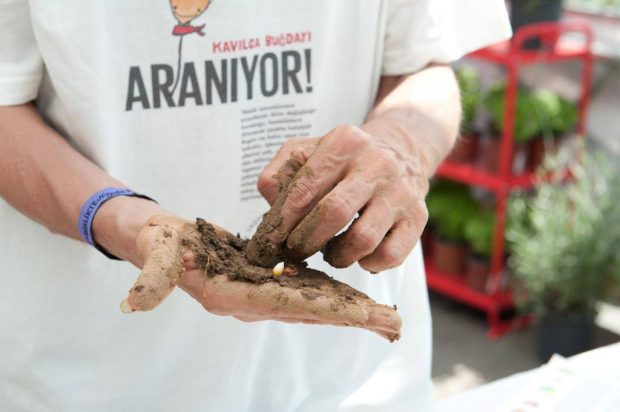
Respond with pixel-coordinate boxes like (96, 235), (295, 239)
(78, 188), (156, 260)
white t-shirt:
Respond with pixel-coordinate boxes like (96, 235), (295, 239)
(0, 1), (510, 411)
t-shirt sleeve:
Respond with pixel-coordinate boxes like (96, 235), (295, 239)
(382, 0), (512, 75)
(0, 0), (43, 105)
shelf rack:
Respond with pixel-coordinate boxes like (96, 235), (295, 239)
(426, 22), (594, 338)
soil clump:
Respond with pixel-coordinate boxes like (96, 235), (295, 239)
(188, 218), (370, 304)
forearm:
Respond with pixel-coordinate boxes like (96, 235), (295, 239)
(0, 103), (165, 265)
(363, 64), (461, 178)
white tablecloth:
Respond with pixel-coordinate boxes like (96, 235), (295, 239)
(435, 342), (620, 412)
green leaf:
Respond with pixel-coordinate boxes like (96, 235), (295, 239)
(464, 209), (495, 257)
(427, 180), (478, 241)
(456, 67), (481, 134)
(484, 84), (578, 142)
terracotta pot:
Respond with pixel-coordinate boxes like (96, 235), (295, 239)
(432, 236), (467, 276)
(480, 137), (500, 172)
(527, 136), (562, 172)
(466, 254), (490, 293)
(527, 138), (545, 171)
(480, 137), (527, 174)
(447, 133), (479, 164)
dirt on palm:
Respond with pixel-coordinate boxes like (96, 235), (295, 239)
(189, 218), (369, 305)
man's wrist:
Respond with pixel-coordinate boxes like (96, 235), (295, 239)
(362, 114), (436, 188)
(92, 196), (170, 267)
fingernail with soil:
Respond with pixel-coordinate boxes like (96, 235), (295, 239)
(367, 307), (402, 332)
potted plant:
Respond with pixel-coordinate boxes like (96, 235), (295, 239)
(464, 209), (495, 293)
(426, 181), (478, 276)
(483, 84), (542, 174)
(448, 67), (481, 163)
(527, 90), (578, 171)
(507, 146), (620, 361)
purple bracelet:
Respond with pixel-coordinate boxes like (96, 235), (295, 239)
(78, 187), (156, 260)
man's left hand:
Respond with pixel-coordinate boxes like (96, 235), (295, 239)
(257, 124), (430, 273)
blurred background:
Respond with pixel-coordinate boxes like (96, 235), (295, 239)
(430, 0), (620, 402)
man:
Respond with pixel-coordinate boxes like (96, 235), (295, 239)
(0, 1), (511, 410)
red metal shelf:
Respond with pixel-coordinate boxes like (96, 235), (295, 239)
(427, 22), (593, 338)
(470, 38), (591, 65)
(436, 162), (536, 192)
(471, 21), (593, 65)
(425, 259), (513, 311)
(424, 258), (521, 339)
(436, 162), (572, 192)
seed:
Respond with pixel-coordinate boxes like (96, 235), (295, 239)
(272, 262), (285, 276)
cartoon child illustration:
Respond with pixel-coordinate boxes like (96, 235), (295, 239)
(170, 0), (211, 37)
(168, 0), (213, 93)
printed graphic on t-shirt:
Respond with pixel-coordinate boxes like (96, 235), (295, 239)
(169, 0), (212, 95)
(170, 0), (209, 36)
(124, 1), (318, 228)
(124, 1), (314, 112)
